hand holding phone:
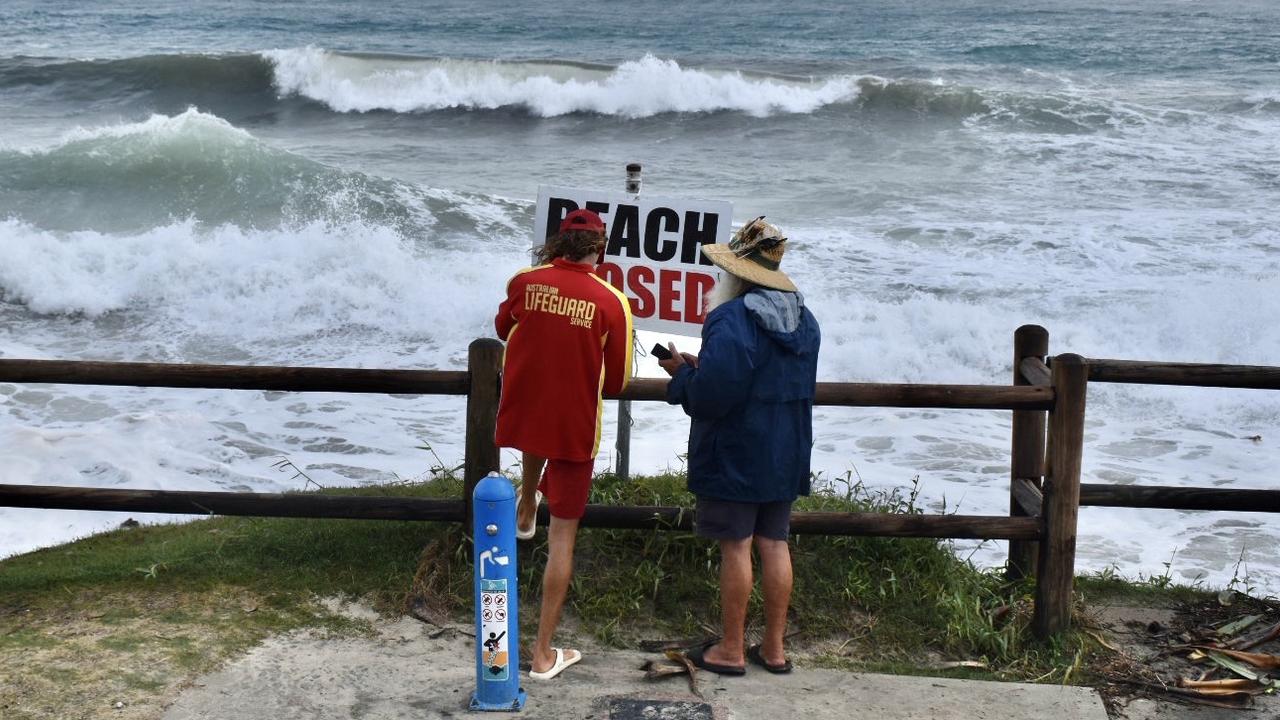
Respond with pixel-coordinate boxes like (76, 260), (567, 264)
(651, 342), (673, 361)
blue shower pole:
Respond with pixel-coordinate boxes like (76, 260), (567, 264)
(470, 472), (526, 712)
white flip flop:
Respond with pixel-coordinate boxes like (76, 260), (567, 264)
(528, 647), (581, 680)
(515, 490), (543, 541)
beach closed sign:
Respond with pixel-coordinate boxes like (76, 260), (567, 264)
(534, 185), (732, 336)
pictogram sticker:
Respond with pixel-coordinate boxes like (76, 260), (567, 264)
(479, 578), (510, 681)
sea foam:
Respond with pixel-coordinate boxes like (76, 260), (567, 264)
(262, 48), (862, 117)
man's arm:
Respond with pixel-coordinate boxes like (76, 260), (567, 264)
(601, 288), (634, 395)
(494, 278), (521, 341)
(665, 310), (753, 420)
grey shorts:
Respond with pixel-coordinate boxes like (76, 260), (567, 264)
(694, 498), (793, 541)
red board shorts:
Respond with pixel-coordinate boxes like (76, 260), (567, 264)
(536, 458), (595, 520)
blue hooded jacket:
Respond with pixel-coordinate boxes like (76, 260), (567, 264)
(666, 288), (821, 503)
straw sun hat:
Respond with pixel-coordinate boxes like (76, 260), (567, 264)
(700, 216), (797, 292)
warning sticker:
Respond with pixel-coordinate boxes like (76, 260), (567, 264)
(479, 578), (510, 681)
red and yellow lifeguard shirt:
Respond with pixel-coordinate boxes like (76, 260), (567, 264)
(494, 258), (633, 461)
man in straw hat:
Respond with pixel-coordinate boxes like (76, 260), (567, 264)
(494, 208), (634, 680)
(659, 216), (820, 676)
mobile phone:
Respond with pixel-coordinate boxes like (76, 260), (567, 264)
(651, 343), (673, 361)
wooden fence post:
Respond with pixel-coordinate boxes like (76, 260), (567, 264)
(463, 338), (504, 531)
(1033, 353), (1088, 639)
(1008, 325), (1049, 581)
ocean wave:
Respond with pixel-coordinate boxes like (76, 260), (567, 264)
(261, 48), (862, 117)
(0, 50), (1173, 131)
(0, 53), (278, 111)
(0, 216), (518, 351)
(1233, 90), (1280, 113)
(0, 108), (524, 234)
(3, 49), (868, 118)
(3, 50), (871, 118)
(261, 47), (1143, 130)
(853, 76), (992, 118)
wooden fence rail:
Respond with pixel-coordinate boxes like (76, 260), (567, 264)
(0, 360), (1052, 411)
(0, 484), (466, 522)
(1080, 484), (1280, 513)
(0, 484), (1041, 539)
(0, 359), (470, 395)
(1084, 359), (1280, 390)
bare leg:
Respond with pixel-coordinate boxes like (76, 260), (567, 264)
(754, 536), (793, 666)
(530, 514), (579, 673)
(702, 536), (752, 668)
(517, 452), (546, 532)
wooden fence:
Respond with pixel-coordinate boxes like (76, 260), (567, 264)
(2, 325), (1279, 639)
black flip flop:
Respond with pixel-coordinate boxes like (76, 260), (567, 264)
(686, 643), (745, 676)
(747, 644), (792, 674)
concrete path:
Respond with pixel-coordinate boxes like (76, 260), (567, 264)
(162, 611), (1109, 720)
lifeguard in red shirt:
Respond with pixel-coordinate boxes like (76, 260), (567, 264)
(493, 208), (632, 681)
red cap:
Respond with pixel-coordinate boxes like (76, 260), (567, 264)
(559, 209), (606, 234)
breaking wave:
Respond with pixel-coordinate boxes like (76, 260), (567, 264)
(261, 49), (861, 117)
(0, 108), (526, 234)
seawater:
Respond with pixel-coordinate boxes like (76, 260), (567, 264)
(2, 0), (1279, 592)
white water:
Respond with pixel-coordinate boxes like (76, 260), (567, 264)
(263, 48), (862, 117)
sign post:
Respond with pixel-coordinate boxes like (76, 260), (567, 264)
(470, 472), (525, 712)
(615, 164), (643, 482)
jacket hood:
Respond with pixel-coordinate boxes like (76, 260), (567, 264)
(743, 289), (817, 355)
